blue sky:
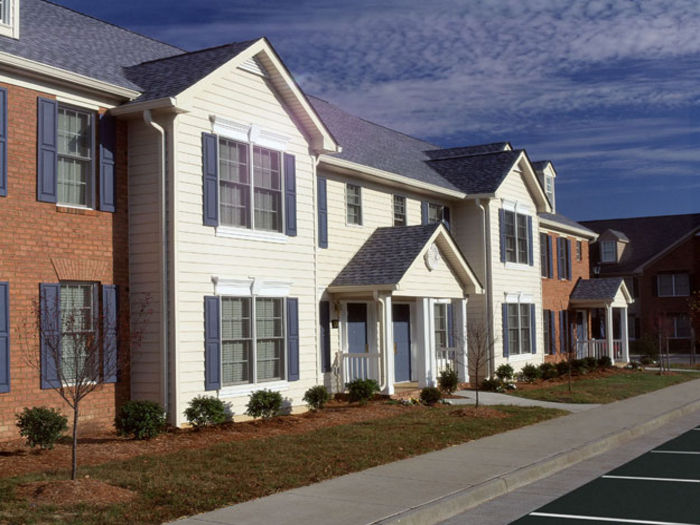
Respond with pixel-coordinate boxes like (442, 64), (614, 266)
(60, 0), (700, 220)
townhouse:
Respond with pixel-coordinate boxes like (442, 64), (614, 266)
(0, 0), (631, 438)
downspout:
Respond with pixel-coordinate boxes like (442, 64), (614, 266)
(374, 291), (387, 392)
(143, 109), (169, 415)
(311, 153), (321, 385)
(477, 199), (493, 377)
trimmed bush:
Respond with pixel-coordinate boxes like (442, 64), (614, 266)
(15, 407), (68, 450)
(640, 355), (654, 366)
(556, 361), (570, 376)
(539, 362), (558, 380)
(570, 359), (589, 376)
(303, 385), (330, 410)
(630, 335), (657, 359)
(419, 386), (442, 405)
(346, 378), (380, 405)
(480, 377), (500, 392)
(116, 400), (166, 440)
(597, 355), (613, 368)
(438, 366), (459, 394)
(184, 395), (227, 429)
(583, 357), (597, 370)
(246, 389), (283, 419)
(520, 363), (541, 383)
(495, 364), (514, 381)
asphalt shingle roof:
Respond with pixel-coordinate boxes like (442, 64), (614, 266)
(124, 41), (258, 102)
(539, 212), (596, 236)
(330, 224), (441, 287)
(0, 0), (181, 91)
(571, 277), (625, 301)
(581, 214), (700, 274)
(531, 160), (552, 172)
(425, 142), (512, 160)
(427, 150), (523, 194)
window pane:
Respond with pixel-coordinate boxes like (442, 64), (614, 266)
(252, 146), (282, 232)
(434, 304), (447, 348)
(519, 304), (531, 353)
(428, 203), (443, 224)
(60, 283), (95, 382)
(517, 214), (528, 264)
(675, 316), (691, 338)
(601, 241), (616, 262)
(57, 107), (92, 207)
(507, 303), (519, 354)
(657, 274), (673, 296)
(674, 273), (690, 296)
(504, 211), (516, 262)
(222, 297), (251, 385)
(393, 195), (406, 226)
(347, 184), (362, 225)
(256, 298), (283, 381)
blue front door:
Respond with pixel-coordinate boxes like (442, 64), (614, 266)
(393, 304), (411, 382)
(347, 303), (367, 354)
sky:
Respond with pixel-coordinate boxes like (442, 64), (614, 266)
(57, 0), (700, 221)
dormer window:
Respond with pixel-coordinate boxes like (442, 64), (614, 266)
(600, 240), (616, 263)
(544, 174), (554, 207)
(0, 0), (19, 39)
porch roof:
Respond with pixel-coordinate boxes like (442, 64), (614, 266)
(570, 277), (633, 307)
(328, 223), (482, 295)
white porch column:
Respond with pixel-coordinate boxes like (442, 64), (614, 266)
(382, 294), (394, 395)
(417, 298), (432, 388)
(621, 306), (630, 363)
(605, 305), (614, 361)
(456, 298), (469, 383)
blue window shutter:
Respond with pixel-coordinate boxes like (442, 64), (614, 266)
(447, 303), (454, 347)
(317, 176), (328, 248)
(204, 296), (221, 391)
(102, 285), (118, 383)
(99, 113), (116, 212)
(421, 201), (428, 225)
(0, 282), (9, 393)
(202, 133), (219, 227)
(284, 153), (297, 236)
(566, 239), (572, 280)
(499, 208), (506, 263)
(287, 297), (299, 381)
(549, 311), (556, 355)
(530, 304), (536, 354)
(527, 215), (534, 265)
(320, 300), (331, 373)
(442, 206), (451, 231)
(502, 303), (509, 357)
(547, 235), (554, 279)
(37, 97), (58, 203)
(0, 88), (7, 197)
(40, 283), (61, 389)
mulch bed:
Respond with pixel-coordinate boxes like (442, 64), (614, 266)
(15, 479), (136, 507)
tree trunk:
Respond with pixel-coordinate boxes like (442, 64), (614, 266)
(71, 403), (79, 481)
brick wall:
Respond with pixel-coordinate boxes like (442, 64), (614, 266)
(0, 82), (130, 441)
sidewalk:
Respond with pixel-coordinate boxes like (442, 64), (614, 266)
(449, 390), (600, 413)
(172, 378), (700, 525)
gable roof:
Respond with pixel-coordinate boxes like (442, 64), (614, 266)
(581, 213), (700, 274)
(570, 277), (629, 302)
(425, 142), (512, 160)
(531, 160), (552, 173)
(427, 150), (524, 194)
(539, 212), (597, 239)
(0, 0), (181, 92)
(603, 229), (630, 242)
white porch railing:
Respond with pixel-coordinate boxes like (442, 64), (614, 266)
(575, 339), (622, 360)
(436, 346), (457, 376)
(338, 352), (381, 383)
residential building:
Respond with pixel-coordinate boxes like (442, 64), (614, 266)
(582, 214), (700, 353)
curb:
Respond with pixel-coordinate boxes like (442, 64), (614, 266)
(374, 397), (700, 525)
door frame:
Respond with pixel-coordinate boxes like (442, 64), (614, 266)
(393, 302), (412, 383)
(340, 300), (377, 354)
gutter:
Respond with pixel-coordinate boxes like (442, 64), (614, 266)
(143, 110), (170, 416)
(539, 217), (598, 240)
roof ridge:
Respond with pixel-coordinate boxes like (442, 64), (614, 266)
(39, 0), (183, 54)
(129, 38), (261, 68)
(428, 149), (521, 162)
(580, 212), (700, 223)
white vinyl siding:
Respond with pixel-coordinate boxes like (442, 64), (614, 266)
(657, 273), (690, 297)
(60, 283), (96, 382)
(57, 107), (93, 207)
(346, 183), (362, 225)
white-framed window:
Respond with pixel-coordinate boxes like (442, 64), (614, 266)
(60, 282), (96, 382)
(428, 203), (443, 224)
(600, 240), (616, 263)
(657, 273), (690, 297)
(0, 0), (18, 39)
(346, 183), (362, 225)
(221, 296), (285, 386)
(504, 210), (529, 264)
(434, 303), (448, 349)
(218, 138), (283, 232)
(507, 302), (532, 355)
(576, 240), (582, 262)
(544, 174), (554, 206)
(57, 106), (94, 208)
(0, 0), (9, 25)
(393, 195), (406, 226)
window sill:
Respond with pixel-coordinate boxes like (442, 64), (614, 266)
(218, 380), (289, 398)
(215, 226), (288, 244)
(56, 205), (98, 216)
(505, 262), (533, 271)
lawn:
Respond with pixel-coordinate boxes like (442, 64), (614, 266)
(0, 405), (564, 524)
(510, 371), (696, 404)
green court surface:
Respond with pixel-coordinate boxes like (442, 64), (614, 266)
(512, 426), (700, 524)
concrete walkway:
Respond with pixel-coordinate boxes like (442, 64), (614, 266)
(172, 378), (700, 525)
(449, 390), (600, 413)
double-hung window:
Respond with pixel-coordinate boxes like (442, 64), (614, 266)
(57, 107), (94, 207)
(434, 304), (448, 349)
(218, 138), (283, 232)
(657, 273), (690, 297)
(0, 0), (9, 25)
(544, 174), (554, 205)
(507, 303), (531, 355)
(393, 195), (406, 226)
(346, 184), (362, 225)
(428, 203), (444, 224)
(504, 210), (529, 264)
(221, 297), (285, 385)
(600, 241), (616, 263)
(60, 283), (96, 383)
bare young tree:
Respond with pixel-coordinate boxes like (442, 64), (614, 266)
(466, 319), (495, 408)
(19, 287), (150, 480)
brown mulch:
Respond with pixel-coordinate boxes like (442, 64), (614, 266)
(0, 400), (426, 480)
(15, 479), (136, 506)
(449, 406), (509, 419)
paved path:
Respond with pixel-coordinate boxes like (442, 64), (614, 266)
(172, 378), (700, 525)
(449, 390), (600, 413)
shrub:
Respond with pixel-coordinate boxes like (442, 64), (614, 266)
(346, 378), (380, 405)
(184, 395), (227, 429)
(116, 400), (166, 440)
(539, 362), (558, 380)
(303, 385), (330, 410)
(15, 407), (68, 450)
(246, 389), (283, 419)
(520, 363), (541, 383)
(630, 335), (657, 359)
(570, 359), (588, 375)
(495, 364), (514, 381)
(438, 366), (459, 394)
(480, 377), (500, 391)
(583, 357), (597, 370)
(639, 355), (654, 366)
(597, 355), (613, 368)
(556, 361), (570, 376)
(419, 386), (442, 405)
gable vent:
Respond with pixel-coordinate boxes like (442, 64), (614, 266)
(239, 56), (266, 77)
